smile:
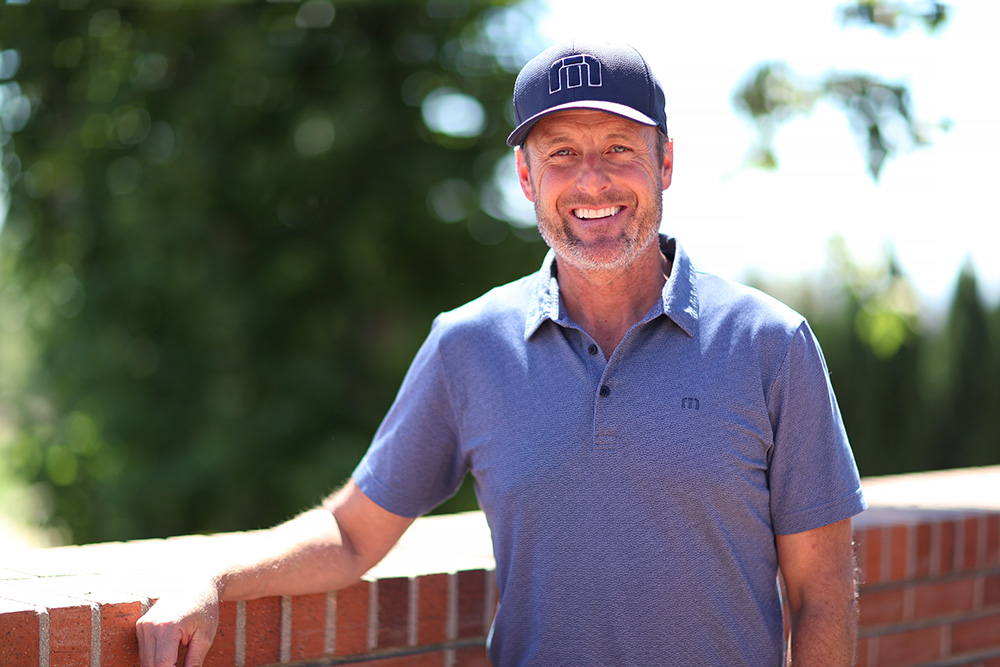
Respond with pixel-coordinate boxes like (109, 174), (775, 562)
(573, 206), (622, 220)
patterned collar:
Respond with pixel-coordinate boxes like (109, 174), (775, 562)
(524, 234), (699, 340)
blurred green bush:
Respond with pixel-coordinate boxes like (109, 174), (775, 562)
(0, 0), (546, 543)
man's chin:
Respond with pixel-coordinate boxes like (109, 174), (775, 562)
(562, 243), (638, 273)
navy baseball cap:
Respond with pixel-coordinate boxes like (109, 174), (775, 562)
(506, 40), (668, 147)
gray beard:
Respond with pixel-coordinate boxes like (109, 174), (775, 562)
(534, 197), (663, 274)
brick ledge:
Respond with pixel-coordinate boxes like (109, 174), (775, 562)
(2, 468), (1000, 667)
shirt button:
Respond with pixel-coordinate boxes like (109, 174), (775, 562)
(599, 385), (611, 397)
(587, 344), (599, 356)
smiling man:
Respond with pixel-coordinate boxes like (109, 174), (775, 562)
(137, 41), (866, 667)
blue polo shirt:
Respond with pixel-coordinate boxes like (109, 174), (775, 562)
(354, 235), (865, 666)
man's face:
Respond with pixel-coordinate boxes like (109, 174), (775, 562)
(516, 109), (672, 274)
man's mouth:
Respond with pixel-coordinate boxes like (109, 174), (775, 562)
(572, 206), (622, 220)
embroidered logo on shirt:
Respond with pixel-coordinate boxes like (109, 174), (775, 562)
(681, 397), (700, 411)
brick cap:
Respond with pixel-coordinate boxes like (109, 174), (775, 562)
(861, 465), (1000, 514)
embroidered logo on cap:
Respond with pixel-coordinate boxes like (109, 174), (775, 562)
(548, 54), (602, 94)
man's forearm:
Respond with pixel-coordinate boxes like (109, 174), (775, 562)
(788, 597), (859, 666)
(138, 482), (413, 667)
(210, 507), (365, 602)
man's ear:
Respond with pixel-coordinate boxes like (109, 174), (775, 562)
(661, 137), (674, 191)
(515, 147), (535, 203)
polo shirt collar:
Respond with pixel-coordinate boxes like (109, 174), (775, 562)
(524, 234), (700, 340)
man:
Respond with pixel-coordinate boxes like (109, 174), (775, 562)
(137, 41), (866, 666)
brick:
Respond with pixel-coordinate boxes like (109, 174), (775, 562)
(335, 580), (370, 656)
(915, 522), (934, 579)
(889, 524), (911, 582)
(941, 520), (957, 574)
(377, 577), (410, 649)
(457, 570), (486, 639)
(204, 599), (238, 667)
(244, 597), (281, 667)
(854, 636), (870, 667)
(0, 601), (41, 667)
(876, 625), (943, 667)
(99, 600), (142, 667)
(1, 569), (148, 667)
(0, 584), (93, 667)
(985, 574), (1000, 608)
(49, 605), (93, 667)
(859, 587), (906, 628)
(858, 527), (884, 585)
(453, 645), (492, 666)
(416, 573), (449, 646)
(914, 578), (977, 620)
(964, 516), (983, 571)
(951, 612), (1000, 655)
(290, 593), (327, 662)
(362, 654), (445, 667)
(986, 514), (999, 567)
(407, 652), (447, 667)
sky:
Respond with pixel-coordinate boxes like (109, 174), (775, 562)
(524, 0), (1000, 312)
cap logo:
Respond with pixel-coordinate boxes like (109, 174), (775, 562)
(548, 54), (602, 94)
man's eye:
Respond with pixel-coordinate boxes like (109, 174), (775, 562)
(552, 149), (573, 157)
(610, 145), (630, 153)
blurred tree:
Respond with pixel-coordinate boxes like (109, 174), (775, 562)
(931, 266), (999, 469)
(732, 0), (1000, 476)
(0, 0), (546, 543)
(756, 243), (1000, 479)
(733, 0), (951, 179)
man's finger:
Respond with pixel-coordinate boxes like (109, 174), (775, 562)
(149, 624), (183, 667)
(136, 618), (155, 667)
(183, 629), (214, 667)
(136, 613), (179, 667)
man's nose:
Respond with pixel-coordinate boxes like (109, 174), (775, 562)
(575, 153), (612, 195)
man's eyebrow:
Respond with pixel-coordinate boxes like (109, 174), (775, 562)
(533, 130), (643, 150)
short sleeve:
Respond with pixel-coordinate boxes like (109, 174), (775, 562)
(766, 321), (866, 535)
(352, 317), (468, 518)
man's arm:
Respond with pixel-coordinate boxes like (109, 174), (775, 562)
(776, 518), (859, 666)
(136, 481), (413, 667)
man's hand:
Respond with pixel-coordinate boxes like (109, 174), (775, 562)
(137, 578), (221, 667)
(132, 483), (412, 667)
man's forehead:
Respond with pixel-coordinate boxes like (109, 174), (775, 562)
(526, 109), (654, 145)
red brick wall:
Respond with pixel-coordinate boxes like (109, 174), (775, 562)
(854, 509), (1000, 667)
(0, 563), (497, 667)
(2, 504), (999, 666)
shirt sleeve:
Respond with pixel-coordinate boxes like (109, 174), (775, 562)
(766, 321), (867, 535)
(352, 316), (468, 518)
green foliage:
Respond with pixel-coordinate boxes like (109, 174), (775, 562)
(0, 0), (546, 543)
(733, 1), (951, 180)
(1, 0), (993, 547)
(757, 243), (1000, 478)
(838, 0), (950, 34)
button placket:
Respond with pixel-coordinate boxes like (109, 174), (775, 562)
(593, 364), (618, 451)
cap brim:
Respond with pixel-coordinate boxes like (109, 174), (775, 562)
(506, 100), (658, 147)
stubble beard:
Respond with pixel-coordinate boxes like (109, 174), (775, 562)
(534, 190), (663, 274)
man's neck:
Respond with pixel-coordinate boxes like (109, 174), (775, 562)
(556, 244), (672, 358)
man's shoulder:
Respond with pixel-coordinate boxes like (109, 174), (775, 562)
(433, 271), (539, 338)
(695, 270), (807, 336)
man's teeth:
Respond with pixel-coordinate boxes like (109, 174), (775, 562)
(574, 206), (622, 220)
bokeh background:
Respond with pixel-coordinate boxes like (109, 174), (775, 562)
(0, 0), (997, 547)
